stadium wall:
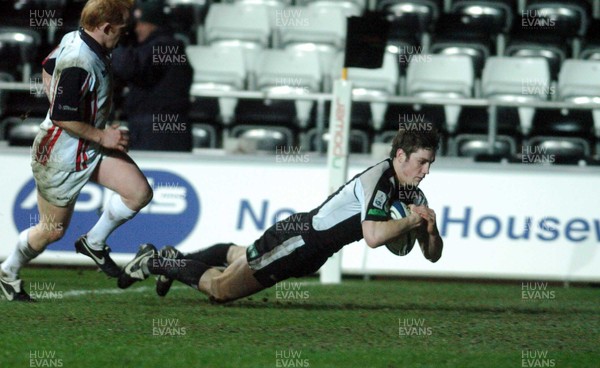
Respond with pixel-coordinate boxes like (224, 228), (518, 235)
(1, 147), (599, 282)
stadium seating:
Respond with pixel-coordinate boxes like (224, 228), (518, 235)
(407, 54), (474, 99)
(305, 127), (370, 153)
(0, 72), (14, 118)
(453, 106), (520, 158)
(301, 0), (366, 17)
(230, 124), (295, 152)
(204, 3), (271, 48)
(168, 0), (212, 43)
(524, 0), (591, 37)
(526, 135), (590, 163)
(0, 27), (42, 81)
(0, 0), (598, 163)
(376, 0), (441, 34)
(385, 18), (424, 76)
(450, 0), (515, 34)
(277, 6), (346, 48)
(186, 45), (247, 124)
(505, 20), (569, 81)
(4, 116), (42, 146)
(254, 49), (321, 128)
(203, 2), (271, 75)
(558, 59), (600, 104)
(429, 13), (496, 78)
(331, 52), (399, 131)
(406, 54), (474, 133)
(192, 123), (218, 148)
(278, 5), (346, 90)
(482, 56), (551, 135)
(580, 19), (600, 60)
(524, 59), (600, 161)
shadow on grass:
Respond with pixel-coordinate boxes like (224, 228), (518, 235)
(167, 295), (598, 316)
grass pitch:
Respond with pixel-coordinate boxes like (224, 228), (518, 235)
(0, 267), (598, 368)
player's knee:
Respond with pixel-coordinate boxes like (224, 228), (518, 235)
(128, 184), (153, 210)
(209, 279), (237, 303)
(39, 226), (66, 244)
(139, 184), (153, 207)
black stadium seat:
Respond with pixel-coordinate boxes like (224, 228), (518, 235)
(377, 0), (441, 34)
(230, 124), (295, 153)
(505, 21), (569, 81)
(530, 108), (594, 138)
(525, 0), (591, 38)
(191, 123), (218, 149)
(430, 13), (496, 77)
(306, 127), (371, 154)
(0, 27), (42, 80)
(453, 106), (520, 158)
(581, 19), (600, 60)
(4, 116), (42, 146)
(451, 0), (516, 34)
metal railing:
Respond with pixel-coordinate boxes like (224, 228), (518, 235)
(2, 81), (599, 155)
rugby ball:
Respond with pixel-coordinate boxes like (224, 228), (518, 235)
(385, 200), (417, 256)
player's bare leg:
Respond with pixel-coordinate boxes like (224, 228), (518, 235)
(198, 256), (265, 303)
(0, 192), (75, 301)
(151, 243), (246, 297)
(90, 151), (152, 211)
(74, 152), (153, 276)
(226, 246), (247, 264)
(120, 245), (265, 303)
(29, 191), (76, 251)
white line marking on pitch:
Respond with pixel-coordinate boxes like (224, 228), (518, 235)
(62, 285), (186, 298)
(62, 280), (324, 298)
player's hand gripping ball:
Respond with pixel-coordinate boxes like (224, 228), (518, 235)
(385, 200), (418, 256)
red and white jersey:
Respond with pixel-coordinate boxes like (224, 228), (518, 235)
(34, 29), (114, 172)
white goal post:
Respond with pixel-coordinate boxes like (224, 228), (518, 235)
(320, 71), (352, 284)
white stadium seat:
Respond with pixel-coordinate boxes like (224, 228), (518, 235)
(482, 56), (550, 101)
(255, 49), (321, 127)
(331, 52), (399, 130)
(558, 59), (600, 104)
(558, 59), (600, 138)
(186, 45), (247, 123)
(204, 3), (271, 48)
(407, 54), (474, 98)
(187, 45), (246, 90)
(482, 56), (551, 135)
(342, 52), (399, 95)
(203, 2), (271, 75)
(278, 5), (347, 80)
(277, 6), (346, 48)
(255, 49), (321, 92)
(302, 0), (366, 17)
(224, 0), (291, 34)
(406, 54), (474, 133)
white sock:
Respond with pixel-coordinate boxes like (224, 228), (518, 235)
(1, 229), (41, 281)
(86, 194), (138, 250)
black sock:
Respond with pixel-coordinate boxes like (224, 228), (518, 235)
(184, 243), (233, 266)
(147, 256), (211, 288)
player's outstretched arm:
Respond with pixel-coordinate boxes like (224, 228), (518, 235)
(52, 120), (130, 152)
(362, 212), (422, 248)
(411, 205), (443, 262)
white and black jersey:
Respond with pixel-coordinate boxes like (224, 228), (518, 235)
(34, 29), (113, 172)
(247, 159), (428, 286)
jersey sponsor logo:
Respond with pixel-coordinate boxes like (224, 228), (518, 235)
(13, 170), (200, 252)
(373, 190), (386, 209)
(368, 208), (387, 217)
